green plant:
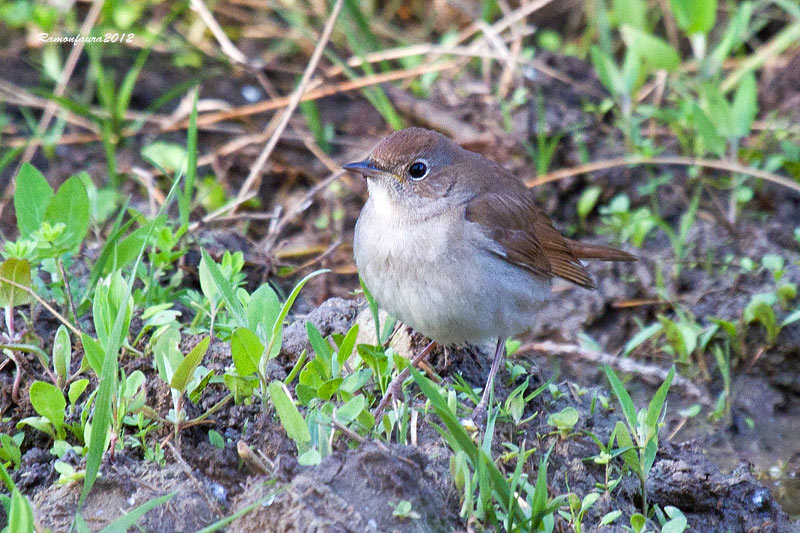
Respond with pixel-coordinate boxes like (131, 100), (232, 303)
(604, 364), (675, 515)
(559, 489), (599, 533)
(218, 267), (327, 403)
(411, 367), (567, 531)
(153, 332), (211, 439)
(0, 433), (23, 470)
(582, 424), (629, 494)
(547, 407), (580, 438)
(269, 323), (372, 465)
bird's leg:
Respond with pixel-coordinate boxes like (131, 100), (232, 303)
(472, 338), (505, 424)
(373, 340), (436, 420)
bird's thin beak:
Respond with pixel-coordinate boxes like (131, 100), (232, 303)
(343, 160), (386, 180)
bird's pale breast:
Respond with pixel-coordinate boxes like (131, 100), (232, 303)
(354, 189), (551, 345)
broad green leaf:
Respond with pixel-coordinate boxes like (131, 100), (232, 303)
(14, 163), (53, 238)
(547, 407), (579, 430)
(68, 379), (90, 406)
(577, 186), (602, 220)
(170, 336), (210, 393)
(670, 0), (717, 35)
(297, 448), (321, 466)
(336, 394), (365, 423)
(621, 25), (681, 73)
(52, 325), (71, 385)
(29, 381), (65, 430)
(611, 0), (646, 29)
(268, 381), (310, 445)
(317, 377), (344, 401)
(43, 175), (89, 251)
(141, 141), (187, 174)
(0, 258), (33, 308)
(80, 333), (104, 375)
(246, 284), (281, 342)
(8, 488), (34, 533)
(231, 328), (263, 377)
(614, 421), (640, 472)
(600, 510), (623, 525)
(630, 512), (647, 533)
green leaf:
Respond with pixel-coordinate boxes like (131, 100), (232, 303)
(200, 249), (247, 328)
(336, 394), (366, 423)
(246, 284), (281, 342)
(68, 379), (90, 406)
(8, 488), (34, 533)
(630, 512), (647, 533)
(670, 0), (717, 35)
(0, 258), (33, 308)
(180, 91), (198, 227)
(730, 72), (757, 138)
(14, 163), (53, 238)
(611, 0), (646, 29)
(603, 365), (637, 429)
(621, 25), (681, 73)
(658, 316), (697, 362)
(336, 324), (359, 368)
(623, 322), (662, 356)
(52, 325), (71, 386)
(782, 309), (800, 328)
(29, 381), (66, 430)
(662, 506), (689, 533)
(80, 333), (104, 375)
(614, 421), (640, 472)
(141, 142), (187, 174)
(708, 3), (752, 73)
(231, 328), (263, 377)
(590, 46), (625, 97)
(577, 186), (602, 220)
(170, 336), (210, 393)
(317, 378), (343, 401)
(262, 270), (329, 370)
(600, 510), (622, 525)
(268, 381), (311, 445)
(306, 322), (333, 376)
(547, 407), (580, 430)
(297, 448), (321, 466)
(645, 366), (675, 428)
(43, 175), (89, 250)
(93, 271), (133, 353)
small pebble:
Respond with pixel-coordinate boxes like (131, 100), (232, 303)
(241, 85), (261, 103)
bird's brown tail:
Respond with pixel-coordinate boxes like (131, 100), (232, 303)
(567, 241), (638, 262)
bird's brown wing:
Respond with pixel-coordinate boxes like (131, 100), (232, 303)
(465, 190), (636, 289)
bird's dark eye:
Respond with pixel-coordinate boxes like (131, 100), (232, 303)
(408, 160), (428, 180)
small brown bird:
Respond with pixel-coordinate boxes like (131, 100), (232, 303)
(345, 128), (635, 419)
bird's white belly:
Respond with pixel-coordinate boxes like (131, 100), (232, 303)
(354, 195), (550, 345)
